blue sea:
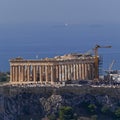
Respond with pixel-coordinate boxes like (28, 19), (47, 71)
(0, 23), (120, 72)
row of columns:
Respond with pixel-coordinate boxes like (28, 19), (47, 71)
(10, 63), (95, 84)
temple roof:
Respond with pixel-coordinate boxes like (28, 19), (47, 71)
(10, 53), (94, 62)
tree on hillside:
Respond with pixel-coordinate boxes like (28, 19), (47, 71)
(115, 107), (120, 118)
(59, 106), (75, 120)
(88, 104), (97, 113)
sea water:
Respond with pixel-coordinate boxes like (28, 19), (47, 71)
(0, 23), (120, 72)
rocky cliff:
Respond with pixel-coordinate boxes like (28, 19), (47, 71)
(0, 85), (120, 120)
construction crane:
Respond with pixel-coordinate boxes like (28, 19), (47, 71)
(93, 44), (112, 81)
(104, 60), (115, 74)
(104, 60), (117, 84)
(108, 60), (115, 72)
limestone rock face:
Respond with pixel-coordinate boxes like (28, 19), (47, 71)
(40, 94), (64, 115)
(0, 93), (44, 120)
(0, 86), (120, 120)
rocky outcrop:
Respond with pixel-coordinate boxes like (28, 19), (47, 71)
(40, 94), (64, 116)
(0, 86), (120, 120)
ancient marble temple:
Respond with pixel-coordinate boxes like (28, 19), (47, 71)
(9, 53), (95, 84)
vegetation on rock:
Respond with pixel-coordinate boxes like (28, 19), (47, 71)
(0, 86), (120, 119)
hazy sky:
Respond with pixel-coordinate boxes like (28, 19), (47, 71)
(0, 0), (120, 71)
(0, 0), (120, 24)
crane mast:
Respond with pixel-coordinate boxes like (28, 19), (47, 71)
(94, 44), (111, 81)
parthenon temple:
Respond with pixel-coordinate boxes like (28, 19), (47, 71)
(9, 53), (96, 84)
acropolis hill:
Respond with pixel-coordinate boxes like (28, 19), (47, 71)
(0, 85), (120, 120)
(0, 52), (120, 120)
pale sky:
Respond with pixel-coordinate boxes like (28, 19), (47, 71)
(0, 0), (120, 24)
(0, 0), (120, 71)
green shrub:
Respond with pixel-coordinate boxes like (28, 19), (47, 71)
(115, 107), (120, 118)
(59, 106), (74, 120)
(101, 105), (110, 114)
(88, 104), (97, 113)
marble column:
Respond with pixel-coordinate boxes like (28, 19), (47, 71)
(39, 66), (42, 83)
(27, 65), (30, 82)
(21, 65), (24, 82)
(14, 66), (16, 82)
(56, 65), (59, 81)
(84, 63), (86, 80)
(73, 64), (76, 80)
(81, 64), (84, 80)
(59, 65), (62, 81)
(87, 64), (90, 79)
(12, 66), (14, 82)
(22, 66), (25, 82)
(33, 66), (36, 82)
(76, 64), (79, 80)
(87, 64), (89, 79)
(70, 64), (73, 80)
(64, 65), (67, 80)
(67, 64), (71, 80)
(23, 65), (26, 82)
(45, 66), (48, 83)
(62, 65), (65, 81)
(78, 64), (81, 80)
(51, 66), (54, 84)
(15, 66), (17, 82)
(18, 66), (21, 82)
(10, 66), (13, 82)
